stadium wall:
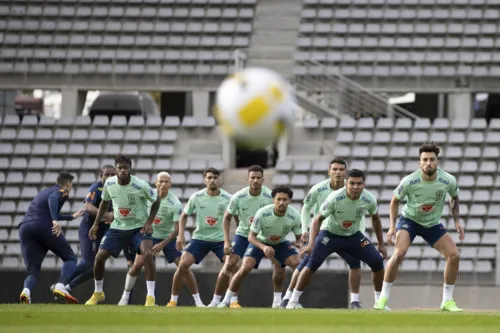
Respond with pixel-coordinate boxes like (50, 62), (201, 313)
(0, 270), (348, 308)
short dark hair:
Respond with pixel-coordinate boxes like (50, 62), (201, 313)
(115, 155), (132, 168)
(347, 169), (365, 181)
(271, 185), (293, 199)
(330, 158), (347, 168)
(419, 142), (440, 158)
(204, 167), (220, 177)
(248, 165), (264, 175)
(56, 171), (74, 186)
(101, 164), (114, 171)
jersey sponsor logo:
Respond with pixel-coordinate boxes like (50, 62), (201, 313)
(438, 177), (449, 185)
(321, 236), (330, 245)
(397, 185), (403, 195)
(108, 181), (116, 186)
(153, 217), (161, 225)
(254, 217), (260, 228)
(127, 194), (136, 205)
(341, 221), (353, 228)
(286, 213), (295, 220)
(229, 201), (236, 210)
(131, 183), (141, 191)
(218, 204), (226, 215)
(119, 208), (131, 217)
(305, 193), (312, 202)
(268, 235), (281, 242)
(420, 204), (434, 213)
(409, 178), (421, 185)
(436, 190), (444, 200)
(336, 195), (346, 202)
(149, 188), (155, 197)
(205, 216), (217, 226)
(317, 187), (328, 193)
(263, 212), (272, 217)
(238, 193), (247, 199)
(361, 196), (371, 204)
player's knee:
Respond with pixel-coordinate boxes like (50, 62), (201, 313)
(446, 249), (460, 263)
(287, 258), (300, 270)
(178, 259), (191, 271)
(391, 248), (407, 263)
(306, 259), (321, 273)
(142, 249), (153, 261)
(368, 257), (384, 273)
(348, 262), (361, 270)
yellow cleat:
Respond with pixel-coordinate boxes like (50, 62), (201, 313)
(166, 301), (177, 307)
(85, 292), (105, 305)
(145, 296), (155, 306)
(230, 302), (242, 308)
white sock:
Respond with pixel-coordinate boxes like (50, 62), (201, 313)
(122, 290), (131, 299)
(65, 284), (71, 292)
(124, 274), (137, 292)
(55, 282), (66, 292)
(192, 293), (203, 305)
(351, 293), (360, 302)
(374, 291), (381, 302)
(289, 289), (303, 303)
(231, 296), (238, 303)
(380, 281), (392, 300)
(273, 292), (282, 304)
(95, 280), (103, 293)
(146, 281), (155, 297)
(222, 290), (234, 304)
(442, 284), (454, 303)
(170, 295), (179, 302)
(284, 289), (293, 300)
(211, 295), (222, 304)
(22, 288), (31, 298)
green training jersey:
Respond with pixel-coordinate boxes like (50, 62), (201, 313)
(394, 168), (459, 228)
(251, 204), (302, 245)
(227, 186), (273, 237)
(319, 188), (378, 236)
(303, 179), (366, 233)
(184, 188), (232, 242)
(102, 175), (158, 230)
(149, 191), (183, 240)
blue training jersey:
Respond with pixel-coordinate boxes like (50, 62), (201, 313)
(20, 185), (73, 227)
(82, 181), (113, 225)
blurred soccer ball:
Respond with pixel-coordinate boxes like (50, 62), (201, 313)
(214, 67), (296, 150)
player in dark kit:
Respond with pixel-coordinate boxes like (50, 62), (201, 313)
(62, 165), (116, 292)
(18, 171), (84, 304)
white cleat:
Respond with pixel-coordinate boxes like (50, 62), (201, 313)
(384, 306), (391, 311)
(286, 301), (302, 309)
(118, 297), (129, 306)
(207, 302), (219, 308)
(272, 303), (281, 308)
(196, 303), (207, 308)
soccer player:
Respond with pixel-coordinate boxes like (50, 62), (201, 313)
(117, 172), (203, 306)
(374, 143), (465, 312)
(207, 165), (286, 308)
(167, 167), (232, 307)
(281, 158), (369, 309)
(18, 171), (84, 304)
(62, 165), (115, 293)
(286, 169), (387, 309)
(218, 185), (302, 308)
(85, 155), (160, 306)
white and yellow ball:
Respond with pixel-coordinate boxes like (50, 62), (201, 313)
(214, 67), (296, 149)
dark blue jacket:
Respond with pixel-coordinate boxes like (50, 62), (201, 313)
(20, 185), (73, 227)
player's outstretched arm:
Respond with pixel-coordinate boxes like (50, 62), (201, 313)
(450, 196), (465, 241)
(300, 203), (312, 242)
(371, 212), (387, 259)
(223, 211), (234, 254)
(388, 196), (400, 246)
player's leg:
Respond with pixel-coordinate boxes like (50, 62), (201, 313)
(375, 217), (415, 309)
(85, 228), (119, 305)
(65, 222), (96, 292)
(271, 262), (286, 308)
(219, 251), (260, 308)
(136, 230), (155, 306)
(426, 224), (462, 311)
(209, 253), (240, 307)
(45, 231), (79, 304)
(287, 231), (336, 309)
(19, 223), (48, 304)
(337, 250), (362, 309)
(281, 253), (309, 308)
(118, 252), (145, 306)
(168, 240), (209, 307)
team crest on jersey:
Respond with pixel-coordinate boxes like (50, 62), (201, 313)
(356, 208), (364, 218)
(436, 190), (444, 201)
(119, 208), (131, 217)
(218, 204), (225, 215)
(268, 235), (281, 242)
(161, 207), (169, 215)
(206, 217), (217, 226)
(153, 217), (161, 225)
(341, 221), (353, 229)
(127, 194), (135, 205)
(282, 225), (290, 234)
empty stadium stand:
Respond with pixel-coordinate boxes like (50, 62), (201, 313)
(0, 114), (498, 279)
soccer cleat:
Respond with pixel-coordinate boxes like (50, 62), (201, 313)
(196, 303), (207, 308)
(53, 289), (79, 304)
(229, 301), (242, 308)
(272, 303), (281, 309)
(207, 301), (220, 308)
(166, 301), (177, 307)
(350, 301), (362, 310)
(373, 296), (388, 310)
(217, 302), (230, 308)
(20, 291), (30, 304)
(85, 292), (105, 305)
(118, 297), (129, 306)
(440, 300), (463, 312)
(279, 299), (289, 309)
(286, 301), (304, 309)
(145, 296), (155, 306)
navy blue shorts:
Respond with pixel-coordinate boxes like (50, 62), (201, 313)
(100, 228), (153, 258)
(397, 216), (447, 247)
(297, 241), (310, 271)
(307, 230), (383, 273)
(244, 241), (298, 268)
(184, 239), (225, 264)
(79, 221), (109, 263)
(297, 241), (361, 271)
(231, 234), (249, 258)
(153, 238), (181, 263)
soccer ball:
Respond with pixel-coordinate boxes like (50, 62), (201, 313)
(214, 67), (296, 149)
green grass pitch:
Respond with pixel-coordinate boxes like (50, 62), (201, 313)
(1, 305), (500, 333)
